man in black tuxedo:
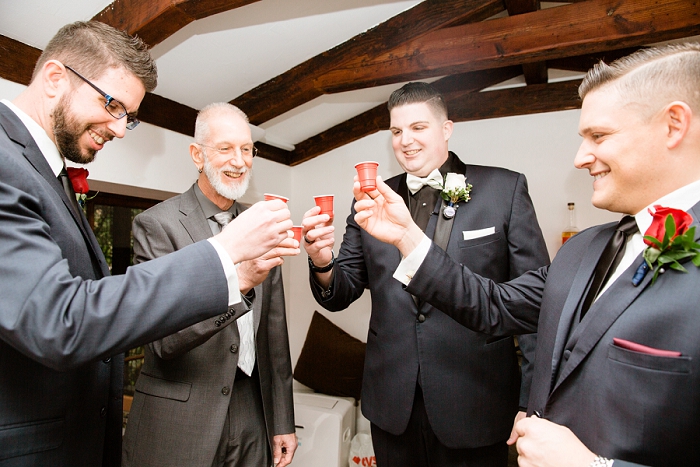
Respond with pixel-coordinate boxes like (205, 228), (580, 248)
(302, 82), (549, 466)
(0, 21), (292, 466)
(351, 43), (700, 466)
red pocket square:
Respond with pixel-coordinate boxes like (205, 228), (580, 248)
(613, 338), (681, 357)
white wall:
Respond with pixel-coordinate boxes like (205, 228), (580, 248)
(1, 77), (620, 368)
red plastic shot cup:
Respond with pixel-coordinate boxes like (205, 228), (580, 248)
(313, 195), (334, 220)
(264, 193), (289, 203)
(354, 161), (379, 192)
(291, 226), (303, 244)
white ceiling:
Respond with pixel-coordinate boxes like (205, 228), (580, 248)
(2, 1), (699, 154)
(0, 0), (425, 149)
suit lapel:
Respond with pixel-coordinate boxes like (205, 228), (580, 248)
(178, 186), (215, 243)
(0, 104), (106, 276)
(548, 224), (612, 388)
(430, 155), (467, 251)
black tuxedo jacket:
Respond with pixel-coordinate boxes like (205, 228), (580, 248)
(0, 103), (243, 466)
(312, 156), (549, 448)
(408, 202), (700, 466)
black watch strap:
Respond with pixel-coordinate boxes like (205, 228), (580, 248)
(308, 251), (335, 273)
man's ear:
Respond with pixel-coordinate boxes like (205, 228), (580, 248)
(443, 119), (454, 141)
(190, 143), (204, 171)
(41, 60), (70, 98)
(664, 101), (693, 150)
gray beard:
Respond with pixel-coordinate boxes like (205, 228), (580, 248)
(203, 158), (251, 201)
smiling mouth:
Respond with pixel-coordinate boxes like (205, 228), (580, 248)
(223, 170), (245, 179)
(404, 149), (420, 156)
(593, 172), (609, 181)
(88, 129), (106, 145)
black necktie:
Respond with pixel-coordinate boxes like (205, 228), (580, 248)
(58, 168), (81, 216)
(580, 215), (639, 319)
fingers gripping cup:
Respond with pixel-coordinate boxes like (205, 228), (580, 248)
(313, 195), (334, 220)
(264, 193), (289, 203)
(354, 161), (379, 192)
(291, 226), (303, 244)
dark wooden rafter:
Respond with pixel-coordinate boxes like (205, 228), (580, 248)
(314, 0), (700, 92)
(92, 0), (261, 47)
(449, 79), (583, 122)
(505, 0), (548, 85)
(0, 35), (41, 85)
(231, 0), (506, 125)
(289, 66), (524, 166)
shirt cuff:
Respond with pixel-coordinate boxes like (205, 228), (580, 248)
(207, 238), (242, 306)
(393, 234), (432, 285)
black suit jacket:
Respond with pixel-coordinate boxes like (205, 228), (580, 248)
(0, 103), (244, 466)
(312, 155), (549, 448)
(407, 203), (700, 466)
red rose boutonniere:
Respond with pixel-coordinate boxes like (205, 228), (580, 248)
(66, 167), (91, 208)
(632, 205), (700, 286)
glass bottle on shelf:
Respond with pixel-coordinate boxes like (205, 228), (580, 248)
(562, 202), (578, 245)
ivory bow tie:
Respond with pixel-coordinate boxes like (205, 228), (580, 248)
(406, 169), (443, 195)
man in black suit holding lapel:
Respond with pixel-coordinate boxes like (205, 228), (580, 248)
(302, 82), (549, 466)
(351, 43), (700, 466)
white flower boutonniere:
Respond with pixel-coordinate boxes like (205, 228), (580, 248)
(440, 173), (472, 219)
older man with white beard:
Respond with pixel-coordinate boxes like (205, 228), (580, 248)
(122, 103), (298, 467)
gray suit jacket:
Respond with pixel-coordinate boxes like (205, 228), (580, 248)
(122, 184), (295, 467)
(407, 203), (700, 466)
(312, 155), (550, 449)
(0, 105), (243, 466)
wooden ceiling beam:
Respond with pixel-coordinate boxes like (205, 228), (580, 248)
(231, 0), (505, 125)
(449, 79), (583, 123)
(0, 35), (41, 86)
(289, 66), (523, 165)
(314, 0), (700, 92)
(547, 47), (645, 72)
(505, 0), (548, 85)
(92, 0), (260, 47)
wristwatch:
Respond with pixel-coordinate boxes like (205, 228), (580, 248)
(308, 251), (335, 273)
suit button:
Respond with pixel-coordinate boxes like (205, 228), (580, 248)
(100, 406), (107, 417)
(222, 386), (230, 395)
(102, 357), (111, 364)
(417, 314), (426, 323)
(230, 344), (238, 353)
(563, 349), (571, 360)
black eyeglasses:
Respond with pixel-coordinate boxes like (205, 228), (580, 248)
(65, 65), (140, 130)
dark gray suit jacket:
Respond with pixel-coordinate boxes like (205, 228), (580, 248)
(0, 103), (245, 466)
(121, 184), (294, 467)
(312, 155), (549, 449)
(408, 203), (700, 466)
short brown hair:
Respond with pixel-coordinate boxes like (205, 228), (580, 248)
(32, 21), (157, 92)
(579, 43), (700, 117)
(388, 82), (448, 121)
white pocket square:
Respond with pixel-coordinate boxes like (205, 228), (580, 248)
(462, 227), (495, 240)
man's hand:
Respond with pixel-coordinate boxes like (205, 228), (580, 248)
(272, 433), (298, 467)
(512, 416), (597, 467)
(237, 237), (299, 293)
(353, 176), (424, 257)
(507, 410), (527, 445)
(301, 206), (335, 288)
(215, 199), (292, 264)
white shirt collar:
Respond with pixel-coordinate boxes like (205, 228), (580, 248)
(1, 98), (64, 177)
(634, 179), (700, 234)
